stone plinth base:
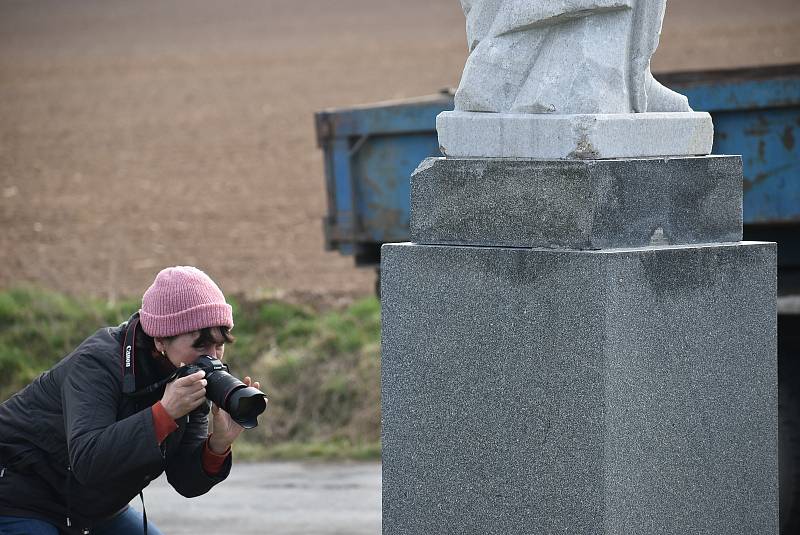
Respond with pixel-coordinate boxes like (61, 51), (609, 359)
(410, 156), (743, 250)
(381, 241), (777, 535)
(436, 111), (714, 159)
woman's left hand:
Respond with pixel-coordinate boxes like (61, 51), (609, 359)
(207, 376), (260, 455)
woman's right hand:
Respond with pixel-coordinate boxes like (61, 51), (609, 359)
(160, 370), (207, 419)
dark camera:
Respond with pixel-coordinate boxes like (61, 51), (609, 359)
(177, 355), (267, 429)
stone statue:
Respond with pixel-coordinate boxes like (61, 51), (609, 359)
(454, 0), (692, 115)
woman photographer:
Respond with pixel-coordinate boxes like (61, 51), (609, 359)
(0, 266), (259, 535)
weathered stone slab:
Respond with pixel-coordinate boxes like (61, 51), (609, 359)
(436, 111), (714, 159)
(410, 156), (742, 250)
(381, 241), (777, 535)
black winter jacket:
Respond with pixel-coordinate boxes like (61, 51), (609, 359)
(0, 314), (231, 534)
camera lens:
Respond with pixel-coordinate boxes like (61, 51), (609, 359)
(226, 386), (268, 429)
(192, 355), (268, 428)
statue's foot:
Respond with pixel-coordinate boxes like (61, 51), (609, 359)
(645, 72), (693, 112)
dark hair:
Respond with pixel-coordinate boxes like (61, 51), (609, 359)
(192, 326), (236, 348)
(135, 325), (235, 354)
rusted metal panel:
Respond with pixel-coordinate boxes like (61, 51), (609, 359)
(664, 65), (800, 224)
(315, 93), (453, 141)
(659, 64), (800, 111)
(316, 95), (450, 251)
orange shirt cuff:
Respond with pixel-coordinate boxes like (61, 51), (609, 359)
(202, 438), (231, 475)
(151, 402), (178, 444)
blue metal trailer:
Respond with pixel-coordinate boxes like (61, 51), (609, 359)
(316, 94), (450, 267)
(316, 64), (800, 286)
(316, 63), (800, 530)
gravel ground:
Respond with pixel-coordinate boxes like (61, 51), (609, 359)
(1, 0), (799, 299)
(134, 462), (381, 535)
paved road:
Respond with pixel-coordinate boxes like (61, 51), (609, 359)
(134, 462), (381, 535)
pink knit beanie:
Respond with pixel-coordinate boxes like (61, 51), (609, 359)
(140, 266), (234, 338)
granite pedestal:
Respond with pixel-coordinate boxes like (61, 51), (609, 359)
(381, 157), (778, 534)
(382, 242), (777, 534)
(411, 156), (743, 250)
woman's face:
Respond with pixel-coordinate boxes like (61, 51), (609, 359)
(155, 329), (226, 369)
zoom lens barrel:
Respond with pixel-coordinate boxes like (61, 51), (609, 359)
(180, 355), (268, 428)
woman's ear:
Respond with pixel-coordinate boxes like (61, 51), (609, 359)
(154, 338), (166, 354)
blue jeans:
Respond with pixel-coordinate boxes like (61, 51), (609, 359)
(0, 507), (164, 535)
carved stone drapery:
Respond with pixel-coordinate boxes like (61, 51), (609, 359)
(454, 0), (692, 114)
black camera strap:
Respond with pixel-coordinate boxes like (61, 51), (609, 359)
(122, 317), (180, 398)
(122, 317), (139, 395)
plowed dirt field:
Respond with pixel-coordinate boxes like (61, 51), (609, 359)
(2, 0), (798, 299)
